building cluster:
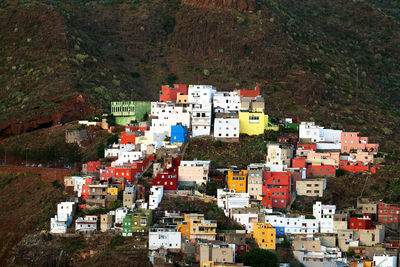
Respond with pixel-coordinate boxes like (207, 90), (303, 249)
(110, 85), (279, 147)
(48, 84), (399, 267)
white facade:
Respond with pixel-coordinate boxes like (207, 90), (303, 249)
(217, 189), (249, 216)
(150, 102), (192, 136)
(231, 210), (258, 233)
(264, 214), (319, 235)
(316, 142), (341, 151)
(136, 130), (168, 149)
(214, 115), (239, 139)
(321, 129), (342, 143)
(299, 122), (325, 143)
(148, 228), (182, 250)
(105, 143), (135, 158)
(114, 151), (145, 165)
(50, 202), (75, 234)
(188, 85), (216, 137)
(149, 186), (164, 210)
(266, 143), (293, 171)
(299, 122), (342, 144)
(373, 255), (397, 267)
(212, 91), (240, 113)
(115, 207), (131, 224)
(75, 215), (98, 232)
(313, 202), (336, 233)
(71, 176), (87, 197)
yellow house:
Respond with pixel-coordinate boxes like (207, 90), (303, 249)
(107, 187), (118, 196)
(227, 170), (248, 193)
(239, 110), (278, 135)
(253, 222), (276, 250)
(177, 213), (217, 240)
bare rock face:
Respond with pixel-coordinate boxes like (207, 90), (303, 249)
(182, 0), (257, 12)
(0, 94), (93, 138)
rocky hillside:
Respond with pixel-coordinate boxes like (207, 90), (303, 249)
(0, 0), (399, 152)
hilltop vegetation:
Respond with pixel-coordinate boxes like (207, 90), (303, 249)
(0, 0), (399, 154)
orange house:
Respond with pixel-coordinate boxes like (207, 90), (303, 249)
(227, 170), (248, 193)
(341, 132), (379, 154)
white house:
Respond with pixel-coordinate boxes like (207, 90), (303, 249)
(71, 176), (87, 197)
(104, 143), (135, 158)
(230, 208), (259, 233)
(313, 201), (336, 233)
(188, 85), (216, 137)
(114, 151), (145, 165)
(299, 122), (325, 143)
(148, 228), (182, 250)
(321, 129), (342, 143)
(316, 142), (341, 151)
(217, 189), (249, 216)
(75, 215), (98, 232)
(149, 186), (164, 210)
(135, 130), (168, 149)
(50, 202), (75, 234)
(373, 255), (397, 267)
(264, 213), (319, 235)
(115, 207), (131, 224)
(212, 91), (240, 113)
(214, 113), (239, 139)
(150, 102), (192, 136)
(299, 122), (342, 144)
(266, 143), (293, 171)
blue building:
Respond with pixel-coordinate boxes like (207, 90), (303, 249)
(275, 226), (285, 236)
(171, 125), (188, 144)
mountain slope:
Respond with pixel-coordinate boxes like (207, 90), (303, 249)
(0, 0), (399, 153)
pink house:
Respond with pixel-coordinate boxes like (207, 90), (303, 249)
(341, 132), (379, 154)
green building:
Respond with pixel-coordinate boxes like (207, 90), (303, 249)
(111, 101), (151, 126)
(122, 215), (132, 236)
(122, 210), (152, 236)
(131, 210), (152, 233)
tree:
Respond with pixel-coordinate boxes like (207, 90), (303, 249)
(242, 248), (278, 267)
(106, 114), (116, 126)
(107, 134), (119, 146)
(206, 179), (217, 196)
(97, 142), (105, 159)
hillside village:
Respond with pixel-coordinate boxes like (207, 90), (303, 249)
(51, 84), (399, 267)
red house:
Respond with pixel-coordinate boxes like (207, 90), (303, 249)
(153, 168), (178, 191)
(297, 143), (317, 151)
(235, 244), (247, 256)
(306, 165), (336, 177)
(349, 216), (373, 230)
(87, 161), (102, 174)
(81, 177), (93, 201)
(153, 157), (181, 191)
(378, 201), (400, 224)
(296, 143), (317, 158)
(292, 158), (306, 169)
(120, 131), (137, 145)
(100, 166), (115, 181)
(114, 166), (138, 183)
(339, 161), (379, 173)
(239, 86), (260, 98)
(159, 84), (188, 102)
(262, 171), (291, 209)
